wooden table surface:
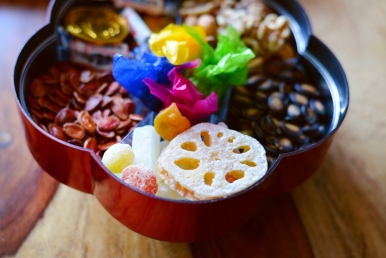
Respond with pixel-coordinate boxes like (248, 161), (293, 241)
(1, 0), (386, 257)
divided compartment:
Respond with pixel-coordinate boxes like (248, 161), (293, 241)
(13, 0), (349, 241)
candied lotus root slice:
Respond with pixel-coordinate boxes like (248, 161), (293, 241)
(157, 123), (268, 200)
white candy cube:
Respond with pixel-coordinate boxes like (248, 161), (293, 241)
(132, 125), (161, 182)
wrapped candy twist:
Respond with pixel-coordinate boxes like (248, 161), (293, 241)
(112, 52), (174, 111)
(148, 23), (207, 65)
(186, 25), (256, 105)
(143, 59), (218, 123)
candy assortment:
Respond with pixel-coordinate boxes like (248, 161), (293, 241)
(25, 0), (332, 200)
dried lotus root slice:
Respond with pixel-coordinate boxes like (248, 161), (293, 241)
(157, 123), (268, 200)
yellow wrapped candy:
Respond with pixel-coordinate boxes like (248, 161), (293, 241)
(148, 24), (206, 65)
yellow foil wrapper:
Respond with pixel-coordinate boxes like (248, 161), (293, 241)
(148, 24), (206, 65)
(64, 6), (129, 45)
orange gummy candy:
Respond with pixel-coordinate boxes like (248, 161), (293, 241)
(121, 164), (158, 194)
(154, 103), (191, 141)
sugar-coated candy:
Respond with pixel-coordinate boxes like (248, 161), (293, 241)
(154, 103), (191, 141)
(102, 143), (135, 174)
(132, 125), (161, 182)
(121, 164), (158, 194)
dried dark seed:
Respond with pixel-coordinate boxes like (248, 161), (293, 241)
(232, 94), (254, 106)
(289, 92), (308, 105)
(251, 121), (265, 140)
(233, 86), (250, 96)
(256, 79), (274, 92)
(310, 99), (326, 115)
(260, 117), (276, 135)
(302, 123), (320, 137)
(242, 108), (262, 120)
(279, 121), (302, 137)
(287, 104), (302, 118)
(268, 92), (285, 113)
(274, 137), (293, 152)
(264, 144), (282, 154)
(278, 82), (292, 94)
(301, 105), (318, 124)
(294, 83), (320, 97)
(265, 115), (281, 134)
(246, 74), (265, 86)
(254, 91), (268, 102)
(290, 134), (310, 145)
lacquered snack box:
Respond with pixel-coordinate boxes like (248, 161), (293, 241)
(13, 0), (349, 242)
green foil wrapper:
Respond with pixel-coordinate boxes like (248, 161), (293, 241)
(185, 25), (255, 106)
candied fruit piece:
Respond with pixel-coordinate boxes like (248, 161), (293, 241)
(132, 125), (161, 182)
(154, 103), (191, 141)
(121, 164), (158, 194)
(102, 143), (135, 174)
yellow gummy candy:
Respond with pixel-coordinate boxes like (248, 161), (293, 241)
(148, 23), (206, 65)
(102, 143), (135, 174)
(154, 103), (191, 141)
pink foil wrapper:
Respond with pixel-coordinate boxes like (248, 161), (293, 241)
(143, 59), (218, 122)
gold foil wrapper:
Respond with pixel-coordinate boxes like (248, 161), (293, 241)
(64, 6), (129, 45)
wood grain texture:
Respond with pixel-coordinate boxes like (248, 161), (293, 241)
(1, 0), (386, 257)
(293, 0), (386, 257)
(0, 0), (58, 256)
